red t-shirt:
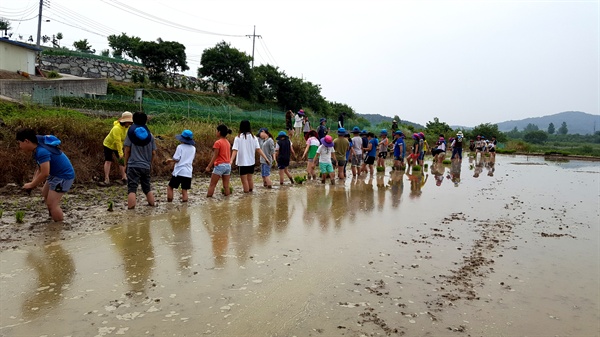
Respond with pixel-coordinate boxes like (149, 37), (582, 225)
(213, 138), (231, 165)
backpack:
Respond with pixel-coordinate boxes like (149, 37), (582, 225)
(36, 135), (63, 155)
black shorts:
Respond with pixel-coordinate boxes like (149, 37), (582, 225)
(378, 152), (388, 159)
(239, 165), (255, 175)
(364, 156), (376, 165)
(168, 175), (192, 190)
(127, 167), (151, 194)
(103, 146), (119, 162)
(286, 120), (293, 130)
(277, 158), (290, 169)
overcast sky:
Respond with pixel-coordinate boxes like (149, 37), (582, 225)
(2, 0), (598, 126)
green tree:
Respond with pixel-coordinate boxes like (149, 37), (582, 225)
(135, 39), (188, 86)
(0, 19), (10, 37)
(100, 49), (110, 57)
(547, 122), (555, 134)
(253, 64), (282, 103)
(523, 130), (548, 144)
(506, 126), (522, 139)
(198, 41), (254, 99)
(73, 39), (94, 53)
(524, 123), (539, 132)
(558, 121), (568, 135)
(56, 32), (63, 47)
(425, 117), (452, 137)
(470, 123), (507, 142)
(108, 33), (141, 61)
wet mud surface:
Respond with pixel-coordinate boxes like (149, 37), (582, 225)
(1, 155), (599, 336)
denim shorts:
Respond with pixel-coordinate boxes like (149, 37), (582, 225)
(261, 163), (271, 177)
(212, 163), (231, 176)
(47, 175), (74, 193)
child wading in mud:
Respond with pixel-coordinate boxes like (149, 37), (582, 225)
(258, 128), (275, 189)
(314, 135), (336, 185)
(124, 112), (156, 209)
(165, 129), (196, 202)
(101, 111), (133, 186)
(275, 131), (296, 185)
(301, 130), (320, 180)
(206, 125), (233, 197)
(17, 129), (75, 222)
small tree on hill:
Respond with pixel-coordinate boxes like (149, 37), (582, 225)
(547, 122), (555, 134)
(469, 123), (507, 142)
(425, 117), (452, 137)
(524, 123), (539, 132)
(0, 19), (11, 37)
(73, 39), (94, 53)
(135, 38), (189, 87)
(558, 122), (568, 135)
(199, 41), (254, 98)
(523, 130), (548, 144)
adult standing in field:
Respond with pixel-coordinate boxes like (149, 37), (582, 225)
(338, 112), (346, 128)
(230, 120), (271, 193)
(294, 110), (304, 137)
(391, 120), (399, 133)
(101, 111), (133, 186)
(333, 128), (350, 180)
(317, 118), (329, 140)
(285, 110), (294, 137)
(17, 129), (75, 222)
(124, 112), (156, 209)
(451, 131), (464, 161)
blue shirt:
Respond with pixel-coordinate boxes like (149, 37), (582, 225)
(34, 146), (75, 179)
(368, 138), (378, 157)
(394, 138), (406, 158)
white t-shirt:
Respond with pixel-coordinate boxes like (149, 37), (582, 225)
(172, 144), (196, 178)
(316, 145), (334, 164)
(351, 136), (363, 155)
(294, 114), (303, 128)
(232, 133), (260, 166)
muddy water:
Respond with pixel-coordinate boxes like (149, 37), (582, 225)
(1, 155), (598, 336)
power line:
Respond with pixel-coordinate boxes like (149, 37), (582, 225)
(258, 37), (278, 67)
(43, 15), (108, 37)
(100, 0), (247, 38)
(48, 2), (118, 36)
(0, 4), (38, 16)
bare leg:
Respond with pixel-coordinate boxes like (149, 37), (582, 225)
(279, 169), (285, 184)
(146, 191), (155, 206)
(167, 186), (174, 202)
(127, 192), (137, 209)
(223, 175), (231, 196)
(103, 161), (112, 183)
(240, 174), (250, 193)
(181, 189), (188, 202)
(119, 165), (127, 180)
(45, 189), (65, 222)
(206, 174), (221, 197)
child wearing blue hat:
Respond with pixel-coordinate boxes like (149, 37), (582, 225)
(377, 129), (389, 169)
(275, 131), (296, 185)
(392, 130), (406, 170)
(317, 118), (329, 140)
(165, 129), (196, 202)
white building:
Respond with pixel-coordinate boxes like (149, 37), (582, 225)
(0, 38), (41, 74)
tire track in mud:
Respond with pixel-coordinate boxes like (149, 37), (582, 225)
(336, 209), (518, 336)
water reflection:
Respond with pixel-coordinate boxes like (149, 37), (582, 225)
(167, 206), (193, 272)
(450, 160), (462, 187)
(431, 162), (446, 187)
(389, 171), (404, 208)
(275, 188), (291, 233)
(257, 193), (275, 244)
(22, 231), (74, 319)
(407, 171), (428, 198)
(107, 218), (155, 293)
(232, 196), (254, 263)
(205, 200), (232, 268)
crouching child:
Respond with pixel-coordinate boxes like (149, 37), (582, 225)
(17, 129), (75, 222)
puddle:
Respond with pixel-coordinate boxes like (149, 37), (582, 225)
(1, 155), (598, 336)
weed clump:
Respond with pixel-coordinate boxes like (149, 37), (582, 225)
(412, 165), (422, 172)
(294, 175), (307, 184)
(15, 210), (25, 223)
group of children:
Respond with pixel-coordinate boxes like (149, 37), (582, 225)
(17, 110), (499, 223)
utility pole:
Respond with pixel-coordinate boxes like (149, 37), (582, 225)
(246, 25), (261, 68)
(36, 0), (44, 49)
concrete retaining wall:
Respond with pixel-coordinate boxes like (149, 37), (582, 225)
(41, 55), (142, 82)
(0, 78), (108, 105)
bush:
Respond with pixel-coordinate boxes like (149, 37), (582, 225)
(47, 70), (61, 79)
(53, 96), (140, 112)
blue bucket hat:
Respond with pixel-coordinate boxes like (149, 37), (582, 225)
(351, 126), (361, 134)
(256, 127), (268, 137)
(175, 129), (195, 145)
(337, 127), (347, 136)
(277, 131), (289, 140)
(360, 129), (367, 136)
(380, 129), (388, 136)
(394, 130), (404, 136)
(319, 118), (326, 123)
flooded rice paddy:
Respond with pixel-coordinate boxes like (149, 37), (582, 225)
(1, 155), (599, 336)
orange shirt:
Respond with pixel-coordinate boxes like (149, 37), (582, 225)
(213, 138), (231, 165)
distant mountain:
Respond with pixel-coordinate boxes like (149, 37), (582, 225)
(450, 125), (472, 131)
(495, 111), (599, 135)
(358, 113), (425, 129)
